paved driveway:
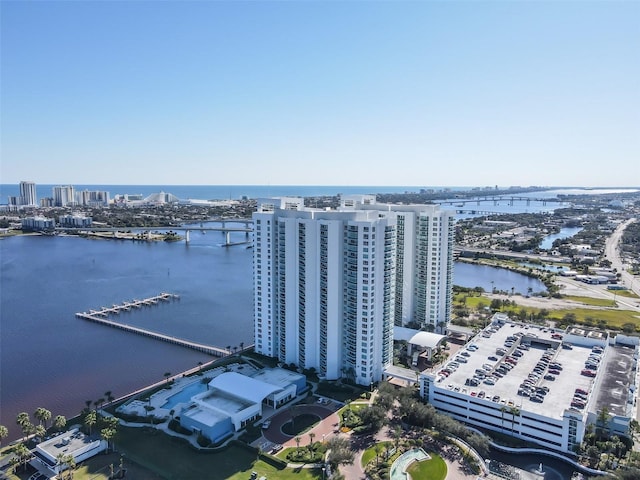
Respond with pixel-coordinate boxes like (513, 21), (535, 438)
(262, 403), (340, 447)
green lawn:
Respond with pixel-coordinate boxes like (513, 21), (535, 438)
(562, 295), (617, 307)
(361, 441), (391, 467)
(454, 291), (640, 329)
(282, 414), (321, 436)
(613, 289), (640, 299)
(406, 453), (447, 480)
(547, 308), (640, 328)
(115, 426), (322, 480)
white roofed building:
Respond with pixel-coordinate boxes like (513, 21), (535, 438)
(31, 428), (106, 476)
(178, 368), (306, 443)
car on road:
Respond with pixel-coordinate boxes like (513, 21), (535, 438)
(262, 420), (271, 429)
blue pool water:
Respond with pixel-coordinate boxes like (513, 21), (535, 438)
(162, 381), (208, 409)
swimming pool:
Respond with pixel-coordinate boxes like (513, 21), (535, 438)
(162, 381), (208, 409)
(390, 448), (429, 480)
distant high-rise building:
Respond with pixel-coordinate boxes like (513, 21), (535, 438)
(252, 195), (455, 386)
(52, 185), (76, 207)
(19, 181), (37, 206)
(78, 189), (110, 206)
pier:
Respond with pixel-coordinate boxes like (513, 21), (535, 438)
(76, 294), (230, 357)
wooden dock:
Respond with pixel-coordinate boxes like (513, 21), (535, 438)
(76, 293), (230, 357)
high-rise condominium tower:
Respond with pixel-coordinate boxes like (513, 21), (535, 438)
(52, 185), (76, 207)
(19, 181), (37, 206)
(252, 195), (455, 386)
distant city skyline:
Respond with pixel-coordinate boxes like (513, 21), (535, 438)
(1, 1), (638, 186)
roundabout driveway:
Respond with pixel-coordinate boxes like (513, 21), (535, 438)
(262, 403), (341, 448)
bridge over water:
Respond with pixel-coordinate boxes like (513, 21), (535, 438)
(435, 196), (563, 207)
(56, 222), (253, 246)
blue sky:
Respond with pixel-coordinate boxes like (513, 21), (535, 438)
(1, 1), (638, 187)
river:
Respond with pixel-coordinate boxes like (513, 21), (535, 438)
(453, 262), (546, 295)
(0, 228), (254, 441)
(539, 226), (584, 250)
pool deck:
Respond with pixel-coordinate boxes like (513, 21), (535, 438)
(117, 363), (259, 419)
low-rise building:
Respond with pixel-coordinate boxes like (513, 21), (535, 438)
(58, 214), (92, 228)
(31, 428), (107, 476)
(178, 368), (306, 443)
(21, 216), (55, 231)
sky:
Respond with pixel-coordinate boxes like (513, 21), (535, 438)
(1, 1), (638, 187)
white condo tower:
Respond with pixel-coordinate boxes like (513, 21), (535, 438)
(252, 195), (455, 386)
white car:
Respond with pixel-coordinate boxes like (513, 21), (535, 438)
(262, 420), (271, 429)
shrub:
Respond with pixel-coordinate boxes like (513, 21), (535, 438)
(168, 419), (192, 436)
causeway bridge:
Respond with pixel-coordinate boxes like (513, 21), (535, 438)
(435, 196), (564, 207)
(76, 294), (231, 357)
(56, 224), (253, 246)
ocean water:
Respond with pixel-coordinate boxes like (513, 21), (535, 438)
(0, 184), (462, 203)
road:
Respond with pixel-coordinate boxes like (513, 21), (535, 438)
(604, 217), (639, 296)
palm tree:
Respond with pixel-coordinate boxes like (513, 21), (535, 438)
(500, 406), (507, 433)
(84, 410), (97, 436)
(509, 406), (520, 434)
(105, 391), (114, 405)
(34, 407), (52, 428)
(295, 436), (301, 453)
(164, 372), (172, 384)
(239, 341), (244, 353)
(14, 443), (31, 472)
(144, 405), (155, 425)
(308, 432), (316, 453)
(226, 345), (232, 355)
(63, 454), (76, 479)
(101, 427), (116, 453)
(596, 406), (611, 439)
(35, 424), (46, 441)
(16, 411), (30, 429)
(374, 443), (383, 466)
(85, 400), (92, 411)
(0, 425), (8, 449)
(16, 412), (33, 442)
(392, 425), (402, 451)
(104, 416), (119, 430)
(54, 415), (67, 432)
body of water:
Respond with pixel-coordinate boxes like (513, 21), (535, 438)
(539, 227), (584, 250)
(453, 262), (547, 295)
(0, 184), (464, 203)
(162, 381), (208, 409)
(0, 228), (254, 441)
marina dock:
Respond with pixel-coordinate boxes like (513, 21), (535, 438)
(76, 293), (230, 357)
